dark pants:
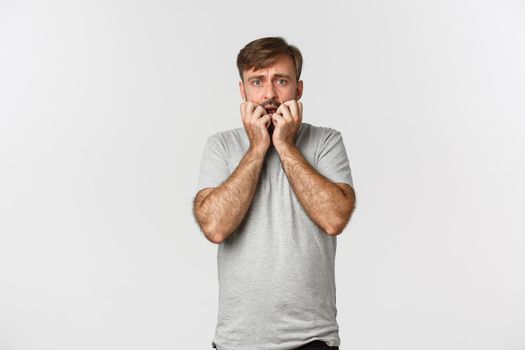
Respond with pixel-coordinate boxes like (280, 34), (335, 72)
(293, 340), (339, 350)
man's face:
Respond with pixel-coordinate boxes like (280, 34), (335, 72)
(239, 55), (303, 133)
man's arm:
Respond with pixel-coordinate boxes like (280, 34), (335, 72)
(193, 102), (272, 244)
(193, 148), (265, 244)
(276, 144), (355, 236)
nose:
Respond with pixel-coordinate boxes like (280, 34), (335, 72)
(263, 81), (278, 101)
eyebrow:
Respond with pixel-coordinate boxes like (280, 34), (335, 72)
(247, 73), (293, 81)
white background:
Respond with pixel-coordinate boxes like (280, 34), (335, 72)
(1, 1), (524, 349)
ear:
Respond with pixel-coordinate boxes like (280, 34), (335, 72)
(239, 81), (247, 101)
(296, 80), (303, 100)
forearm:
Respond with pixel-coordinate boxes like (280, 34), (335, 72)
(277, 145), (352, 235)
(195, 148), (265, 243)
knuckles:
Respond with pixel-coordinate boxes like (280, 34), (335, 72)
(242, 100), (302, 125)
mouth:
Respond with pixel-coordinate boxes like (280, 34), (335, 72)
(265, 107), (278, 115)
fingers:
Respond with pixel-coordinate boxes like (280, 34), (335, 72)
(257, 114), (271, 128)
(245, 105), (270, 129)
(283, 100), (302, 122)
(240, 101), (258, 115)
(276, 104), (292, 122)
(252, 105), (266, 120)
(271, 113), (285, 126)
(240, 102), (265, 122)
(285, 101), (298, 120)
(242, 100), (302, 129)
(240, 101), (254, 114)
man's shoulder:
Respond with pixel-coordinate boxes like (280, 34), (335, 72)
(205, 126), (244, 142)
(303, 122), (338, 131)
(217, 126), (245, 139)
(299, 122), (342, 141)
(204, 126), (248, 153)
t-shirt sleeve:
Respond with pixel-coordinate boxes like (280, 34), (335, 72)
(196, 133), (231, 193)
(315, 128), (354, 189)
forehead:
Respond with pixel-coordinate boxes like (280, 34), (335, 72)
(243, 55), (296, 79)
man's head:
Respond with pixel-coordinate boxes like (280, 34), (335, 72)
(237, 37), (303, 118)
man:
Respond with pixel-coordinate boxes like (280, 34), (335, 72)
(193, 36), (356, 350)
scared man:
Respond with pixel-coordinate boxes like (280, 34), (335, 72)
(193, 36), (356, 350)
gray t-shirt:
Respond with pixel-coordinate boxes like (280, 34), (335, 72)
(196, 122), (354, 350)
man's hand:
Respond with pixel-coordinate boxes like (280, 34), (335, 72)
(240, 101), (272, 155)
(271, 100), (303, 151)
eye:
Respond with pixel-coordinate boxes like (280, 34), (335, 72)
(276, 79), (287, 86)
(252, 79), (262, 86)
